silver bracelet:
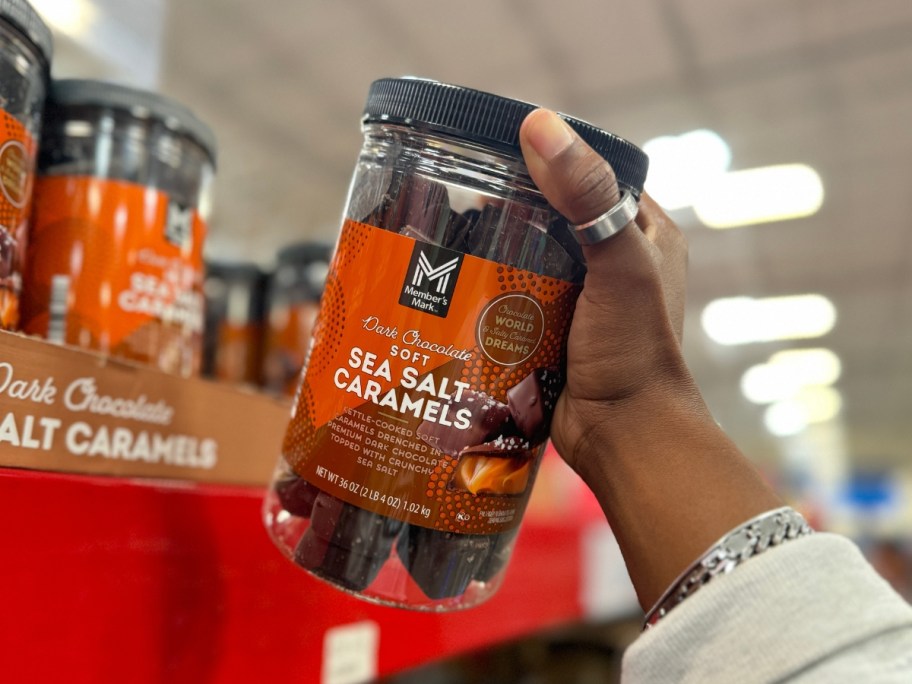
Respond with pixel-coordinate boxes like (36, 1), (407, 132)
(643, 506), (813, 629)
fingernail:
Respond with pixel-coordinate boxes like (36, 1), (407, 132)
(526, 109), (575, 162)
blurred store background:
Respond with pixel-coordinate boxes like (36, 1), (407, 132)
(30, 0), (912, 678)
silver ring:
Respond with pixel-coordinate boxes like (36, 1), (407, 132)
(572, 189), (639, 245)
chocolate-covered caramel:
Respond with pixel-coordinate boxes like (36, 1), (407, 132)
(397, 525), (494, 599)
(506, 367), (562, 441)
(275, 473), (321, 518)
(294, 492), (404, 591)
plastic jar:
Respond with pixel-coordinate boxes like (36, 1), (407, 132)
(261, 241), (331, 396)
(21, 79), (217, 376)
(202, 261), (267, 385)
(0, 0), (51, 330)
(263, 78), (648, 610)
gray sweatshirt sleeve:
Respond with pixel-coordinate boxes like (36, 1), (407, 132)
(621, 533), (912, 683)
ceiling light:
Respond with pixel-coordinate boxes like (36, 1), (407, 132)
(763, 400), (808, 437)
(702, 294), (836, 346)
(642, 129), (731, 210)
(764, 386), (843, 437)
(741, 348), (842, 404)
(693, 164), (824, 229)
(796, 386), (843, 423)
(30, 0), (97, 38)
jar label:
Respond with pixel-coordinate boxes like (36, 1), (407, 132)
(214, 320), (263, 385)
(283, 219), (581, 534)
(0, 110), (38, 330)
(22, 176), (206, 376)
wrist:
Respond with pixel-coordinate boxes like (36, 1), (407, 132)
(554, 381), (783, 609)
(558, 378), (715, 482)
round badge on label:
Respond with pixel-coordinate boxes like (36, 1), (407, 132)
(0, 141), (29, 209)
(476, 293), (545, 366)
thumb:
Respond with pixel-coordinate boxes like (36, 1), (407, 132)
(518, 108), (623, 226)
(519, 108), (685, 405)
(520, 110), (689, 343)
(518, 108), (656, 300)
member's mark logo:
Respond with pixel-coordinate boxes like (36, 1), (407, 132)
(165, 201), (193, 247)
(412, 251), (459, 294)
(399, 241), (464, 318)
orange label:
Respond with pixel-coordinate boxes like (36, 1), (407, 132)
(22, 176), (206, 377)
(0, 110), (38, 330)
(283, 219), (581, 534)
(215, 320), (263, 385)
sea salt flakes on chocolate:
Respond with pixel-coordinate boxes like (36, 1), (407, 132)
(417, 389), (512, 456)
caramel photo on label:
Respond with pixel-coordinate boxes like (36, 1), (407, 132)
(0, 120), (39, 331)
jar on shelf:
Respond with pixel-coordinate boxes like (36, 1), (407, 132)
(0, 0), (52, 330)
(21, 79), (217, 376)
(261, 241), (331, 396)
(202, 261), (268, 386)
(263, 78), (648, 610)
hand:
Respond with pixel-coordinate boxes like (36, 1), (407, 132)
(520, 109), (694, 474)
(519, 109), (781, 609)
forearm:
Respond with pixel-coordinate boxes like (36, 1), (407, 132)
(569, 384), (782, 610)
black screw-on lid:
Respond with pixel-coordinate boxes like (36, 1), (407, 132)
(0, 0), (53, 66)
(276, 241), (333, 267)
(363, 77), (649, 194)
(47, 79), (218, 166)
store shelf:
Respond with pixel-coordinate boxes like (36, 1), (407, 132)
(0, 330), (288, 486)
(0, 459), (607, 683)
